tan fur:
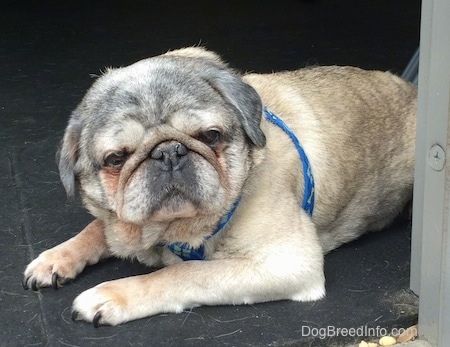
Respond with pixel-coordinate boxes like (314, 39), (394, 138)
(23, 47), (417, 326)
(24, 219), (109, 288)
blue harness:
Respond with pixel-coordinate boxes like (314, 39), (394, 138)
(164, 107), (315, 261)
(166, 198), (241, 261)
(263, 108), (315, 216)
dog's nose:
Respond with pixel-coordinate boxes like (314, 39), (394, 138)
(150, 142), (188, 171)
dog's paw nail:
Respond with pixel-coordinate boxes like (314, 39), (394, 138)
(71, 310), (79, 322)
(93, 311), (103, 328)
(31, 278), (38, 291)
(22, 276), (30, 290)
(52, 273), (59, 290)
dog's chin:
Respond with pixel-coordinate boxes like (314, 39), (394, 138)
(149, 200), (200, 222)
(119, 193), (204, 225)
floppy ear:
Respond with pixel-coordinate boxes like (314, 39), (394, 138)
(56, 115), (82, 199)
(165, 47), (265, 147)
(203, 68), (266, 147)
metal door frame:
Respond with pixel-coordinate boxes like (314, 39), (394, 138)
(410, 0), (450, 345)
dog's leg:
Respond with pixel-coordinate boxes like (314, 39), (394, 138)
(72, 249), (325, 327)
(23, 219), (110, 290)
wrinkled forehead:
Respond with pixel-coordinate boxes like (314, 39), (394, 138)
(83, 57), (227, 128)
(79, 56), (239, 160)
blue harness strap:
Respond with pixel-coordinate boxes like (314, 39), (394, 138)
(166, 197), (241, 261)
(165, 107), (315, 261)
(167, 243), (206, 261)
(264, 107), (315, 216)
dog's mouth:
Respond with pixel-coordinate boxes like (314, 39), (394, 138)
(120, 164), (219, 224)
(149, 189), (200, 222)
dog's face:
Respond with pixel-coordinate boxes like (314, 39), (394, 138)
(58, 48), (266, 227)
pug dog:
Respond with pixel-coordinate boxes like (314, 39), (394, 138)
(23, 47), (417, 327)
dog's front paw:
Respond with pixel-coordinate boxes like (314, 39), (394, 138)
(72, 282), (135, 327)
(23, 247), (85, 291)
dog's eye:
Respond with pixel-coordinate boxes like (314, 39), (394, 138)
(104, 151), (129, 169)
(197, 130), (221, 147)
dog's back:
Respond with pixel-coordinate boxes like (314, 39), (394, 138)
(244, 67), (417, 252)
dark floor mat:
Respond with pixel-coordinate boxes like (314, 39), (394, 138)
(1, 0), (420, 345)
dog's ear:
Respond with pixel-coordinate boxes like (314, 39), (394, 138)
(57, 114), (82, 199)
(203, 67), (266, 147)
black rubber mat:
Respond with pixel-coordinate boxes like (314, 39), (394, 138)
(1, 1), (420, 345)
